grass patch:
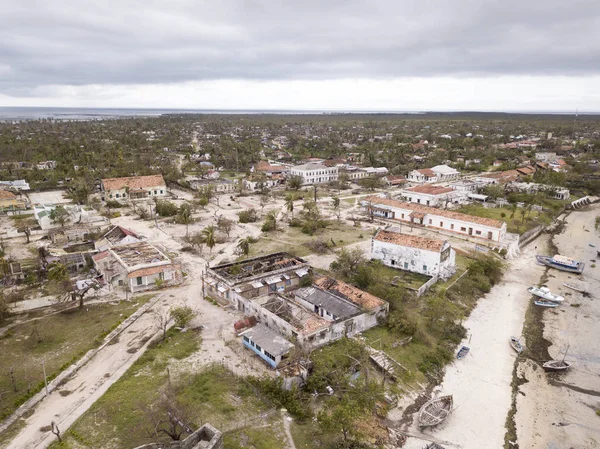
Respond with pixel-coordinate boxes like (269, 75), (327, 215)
(50, 331), (272, 449)
(224, 418), (287, 449)
(457, 204), (554, 234)
(0, 295), (153, 422)
(248, 223), (369, 258)
(290, 420), (338, 449)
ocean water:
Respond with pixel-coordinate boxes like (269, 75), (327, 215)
(0, 107), (592, 122)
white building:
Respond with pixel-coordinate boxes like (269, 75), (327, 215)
(371, 227), (456, 279)
(290, 163), (338, 185)
(400, 185), (466, 207)
(430, 164), (460, 181)
(92, 241), (181, 292)
(407, 168), (438, 183)
(101, 175), (167, 201)
(0, 180), (30, 191)
(363, 195), (507, 243)
(535, 152), (557, 162)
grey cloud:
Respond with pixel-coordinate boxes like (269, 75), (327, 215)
(1, 0), (600, 95)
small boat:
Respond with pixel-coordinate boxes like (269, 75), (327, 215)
(536, 255), (585, 274)
(456, 345), (470, 359)
(527, 286), (564, 302)
(510, 336), (524, 353)
(534, 300), (560, 308)
(544, 344), (573, 371)
(543, 360), (574, 371)
(563, 283), (587, 294)
(418, 395), (453, 428)
(424, 444), (446, 449)
(590, 243), (596, 248)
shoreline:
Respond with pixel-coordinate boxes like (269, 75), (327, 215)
(401, 238), (547, 449)
(513, 203), (600, 448)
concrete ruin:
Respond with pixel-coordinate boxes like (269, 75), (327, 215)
(132, 423), (222, 449)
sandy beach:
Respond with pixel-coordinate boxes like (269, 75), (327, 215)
(402, 237), (548, 449)
(514, 203), (600, 449)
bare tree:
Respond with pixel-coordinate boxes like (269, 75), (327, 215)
(152, 308), (171, 341)
(51, 421), (62, 443)
(143, 385), (194, 441)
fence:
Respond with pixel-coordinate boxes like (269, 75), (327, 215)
(416, 274), (439, 297)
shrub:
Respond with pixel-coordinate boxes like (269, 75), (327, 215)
(171, 306), (195, 328)
(238, 208), (258, 223)
(155, 200), (179, 217)
(104, 200), (123, 208)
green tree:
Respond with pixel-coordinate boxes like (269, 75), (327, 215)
(47, 262), (69, 282)
(170, 306), (195, 328)
(176, 203), (193, 237)
(201, 225), (216, 253)
(287, 175), (303, 190)
(217, 216), (234, 238)
(49, 207), (70, 228)
(330, 248), (366, 278)
(358, 176), (383, 191)
(237, 236), (253, 256)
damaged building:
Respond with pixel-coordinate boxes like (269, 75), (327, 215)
(206, 253), (389, 367)
(92, 241), (181, 292)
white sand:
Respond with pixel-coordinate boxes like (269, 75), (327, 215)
(515, 203), (600, 449)
(403, 239), (547, 448)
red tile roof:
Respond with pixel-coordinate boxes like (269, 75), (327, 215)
(314, 276), (386, 310)
(101, 175), (165, 192)
(374, 230), (446, 251)
(365, 195), (505, 229)
(406, 185), (454, 195)
(417, 168), (436, 177)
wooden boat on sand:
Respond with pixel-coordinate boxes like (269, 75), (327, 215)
(510, 336), (524, 353)
(418, 395), (453, 428)
(543, 360), (574, 371)
(534, 300), (560, 308)
(544, 344), (573, 371)
(527, 286), (564, 302)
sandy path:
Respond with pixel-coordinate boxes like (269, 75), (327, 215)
(403, 239), (547, 449)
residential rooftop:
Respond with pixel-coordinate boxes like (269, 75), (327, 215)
(101, 174), (166, 191)
(110, 241), (169, 267)
(211, 252), (308, 283)
(374, 229), (446, 252)
(405, 185), (454, 195)
(365, 195), (505, 229)
(313, 276), (386, 310)
(240, 324), (295, 357)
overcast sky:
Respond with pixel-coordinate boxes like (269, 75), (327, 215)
(1, 0), (599, 111)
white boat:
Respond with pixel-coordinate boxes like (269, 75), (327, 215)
(563, 283), (587, 294)
(527, 286), (564, 303)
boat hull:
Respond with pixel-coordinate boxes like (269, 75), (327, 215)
(536, 255), (584, 274)
(543, 360), (573, 371)
(418, 395), (453, 427)
(510, 337), (524, 353)
(527, 287), (564, 302)
(534, 300), (559, 308)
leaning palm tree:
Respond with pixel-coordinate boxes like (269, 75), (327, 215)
(237, 236), (253, 256)
(285, 194), (294, 219)
(201, 225), (216, 253)
(266, 210), (277, 229)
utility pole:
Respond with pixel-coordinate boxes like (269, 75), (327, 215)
(42, 361), (49, 396)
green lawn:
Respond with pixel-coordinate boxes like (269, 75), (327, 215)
(48, 330), (273, 449)
(248, 223), (371, 258)
(290, 420), (338, 449)
(0, 296), (153, 421)
(224, 417), (287, 449)
(457, 204), (556, 235)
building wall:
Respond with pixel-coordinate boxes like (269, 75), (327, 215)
(407, 170), (437, 183)
(241, 336), (281, 367)
(290, 166), (338, 184)
(104, 185), (166, 201)
(368, 203), (506, 242)
(371, 239), (456, 278)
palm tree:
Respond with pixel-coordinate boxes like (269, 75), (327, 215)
(178, 204), (193, 237)
(266, 210), (277, 229)
(285, 194), (294, 219)
(237, 237), (252, 256)
(202, 225), (216, 253)
(332, 196), (340, 223)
